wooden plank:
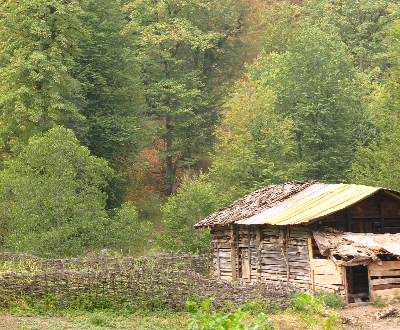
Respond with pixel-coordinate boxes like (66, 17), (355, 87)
(370, 278), (400, 286)
(314, 274), (343, 285)
(348, 267), (353, 293)
(257, 227), (262, 281)
(311, 269), (315, 292)
(381, 202), (385, 233)
(230, 244), (236, 280)
(372, 288), (400, 298)
(310, 259), (342, 275)
(247, 227), (251, 281)
(368, 261), (400, 271)
(308, 236), (313, 261)
(360, 220), (365, 233)
(286, 226), (290, 285)
(236, 225), (240, 278)
(368, 268), (372, 299)
(348, 302), (369, 307)
(216, 247), (221, 280)
(241, 250), (250, 279)
(369, 269), (400, 277)
(346, 208), (352, 232)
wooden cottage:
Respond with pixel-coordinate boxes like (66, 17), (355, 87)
(195, 181), (400, 304)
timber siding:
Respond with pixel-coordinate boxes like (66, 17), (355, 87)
(211, 225), (311, 290)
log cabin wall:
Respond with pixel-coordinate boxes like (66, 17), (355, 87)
(210, 225), (312, 289)
(210, 226), (233, 280)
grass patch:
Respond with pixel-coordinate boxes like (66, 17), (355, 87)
(371, 294), (388, 307)
(0, 293), (349, 330)
(315, 292), (345, 309)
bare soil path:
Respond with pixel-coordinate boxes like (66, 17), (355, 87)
(339, 302), (400, 330)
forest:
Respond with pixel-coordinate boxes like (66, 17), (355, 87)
(1, 0), (400, 258)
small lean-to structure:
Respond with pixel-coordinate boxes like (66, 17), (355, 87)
(195, 181), (400, 304)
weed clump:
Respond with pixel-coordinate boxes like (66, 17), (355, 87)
(186, 298), (276, 330)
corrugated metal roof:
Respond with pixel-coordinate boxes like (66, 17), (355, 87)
(241, 183), (381, 226)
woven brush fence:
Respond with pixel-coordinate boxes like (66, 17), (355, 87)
(0, 253), (289, 310)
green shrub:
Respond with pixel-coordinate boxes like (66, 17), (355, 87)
(371, 294), (388, 307)
(107, 201), (152, 255)
(0, 127), (113, 257)
(88, 313), (112, 326)
(186, 299), (276, 330)
(158, 176), (218, 254)
(315, 292), (345, 309)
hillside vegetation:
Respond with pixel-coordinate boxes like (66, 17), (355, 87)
(0, 0), (400, 257)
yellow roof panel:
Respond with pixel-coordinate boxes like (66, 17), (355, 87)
(241, 184), (380, 226)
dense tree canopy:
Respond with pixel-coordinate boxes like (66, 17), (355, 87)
(253, 25), (367, 182)
(0, 0), (399, 256)
(0, 0), (85, 159)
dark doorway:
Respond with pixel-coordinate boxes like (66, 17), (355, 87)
(346, 266), (369, 303)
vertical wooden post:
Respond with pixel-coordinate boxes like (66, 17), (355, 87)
(380, 202), (385, 233)
(216, 245), (221, 280)
(308, 236), (313, 261)
(367, 265), (372, 299)
(360, 220), (365, 233)
(311, 269), (315, 292)
(286, 226), (290, 286)
(230, 224), (237, 280)
(257, 227), (263, 282)
(346, 208), (352, 232)
(308, 234), (314, 292)
(348, 267), (353, 294)
(247, 226), (251, 281)
(236, 225), (240, 278)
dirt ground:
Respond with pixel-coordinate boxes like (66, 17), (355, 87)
(339, 302), (400, 330)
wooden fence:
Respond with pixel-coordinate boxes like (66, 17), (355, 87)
(0, 253), (289, 310)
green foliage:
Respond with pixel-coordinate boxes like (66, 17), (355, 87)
(73, 0), (144, 208)
(305, 0), (398, 76)
(0, 127), (113, 257)
(289, 294), (339, 330)
(315, 292), (345, 310)
(209, 77), (303, 205)
(125, 0), (249, 194)
(259, 0), (303, 55)
(350, 18), (400, 190)
(252, 25), (369, 182)
(0, 0), (85, 156)
(370, 294), (388, 308)
(186, 299), (275, 330)
(293, 294), (325, 315)
(158, 176), (217, 254)
(88, 313), (112, 327)
(107, 202), (152, 255)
